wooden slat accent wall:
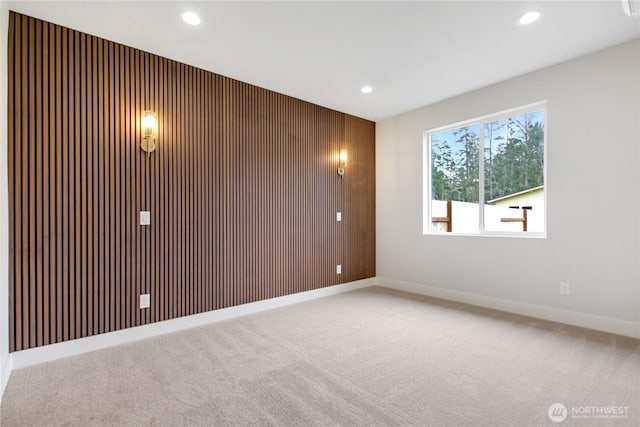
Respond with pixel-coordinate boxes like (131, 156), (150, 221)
(7, 12), (376, 352)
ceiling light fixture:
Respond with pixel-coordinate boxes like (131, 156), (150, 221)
(182, 11), (201, 26)
(360, 86), (373, 94)
(518, 10), (542, 25)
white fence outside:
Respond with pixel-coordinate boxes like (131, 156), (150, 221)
(431, 198), (544, 234)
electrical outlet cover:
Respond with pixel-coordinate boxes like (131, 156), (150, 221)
(140, 211), (151, 226)
(140, 293), (150, 308)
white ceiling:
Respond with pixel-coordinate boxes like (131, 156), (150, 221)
(7, 1), (640, 121)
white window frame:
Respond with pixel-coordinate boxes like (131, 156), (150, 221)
(423, 101), (547, 237)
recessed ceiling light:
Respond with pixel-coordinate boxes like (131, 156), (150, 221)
(360, 86), (373, 94)
(182, 11), (201, 26)
(518, 10), (542, 26)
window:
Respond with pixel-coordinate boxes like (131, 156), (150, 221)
(424, 103), (546, 236)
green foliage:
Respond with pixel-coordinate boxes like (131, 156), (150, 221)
(432, 113), (544, 203)
(431, 139), (456, 201)
(431, 125), (479, 203)
(486, 116), (544, 200)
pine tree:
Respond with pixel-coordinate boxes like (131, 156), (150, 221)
(431, 139), (456, 201)
(484, 121), (505, 201)
(453, 126), (479, 203)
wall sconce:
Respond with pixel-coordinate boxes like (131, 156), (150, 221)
(337, 150), (347, 178)
(141, 110), (158, 156)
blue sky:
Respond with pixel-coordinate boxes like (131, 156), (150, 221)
(431, 110), (544, 161)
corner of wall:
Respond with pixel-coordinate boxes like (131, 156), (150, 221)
(0, 354), (11, 400)
(0, 0), (12, 402)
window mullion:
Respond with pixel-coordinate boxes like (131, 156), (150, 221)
(478, 122), (485, 233)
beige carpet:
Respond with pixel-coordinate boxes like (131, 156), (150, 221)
(1, 286), (638, 426)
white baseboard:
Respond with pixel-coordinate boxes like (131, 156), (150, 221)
(10, 278), (374, 370)
(0, 355), (12, 401)
(5, 275), (636, 403)
(376, 277), (640, 338)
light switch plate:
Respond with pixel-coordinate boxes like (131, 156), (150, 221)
(336, 264), (342, 274)
(140, 293), (150, 309)
(336, 212), (342, 222)
(140, 211), (151, 226)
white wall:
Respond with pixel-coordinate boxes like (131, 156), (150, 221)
(377, 39), (640, 328)
(0, 0), (11, 400)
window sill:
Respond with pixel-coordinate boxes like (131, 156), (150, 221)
(424, 232), (547, 239)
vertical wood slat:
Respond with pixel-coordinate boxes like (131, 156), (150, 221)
(20, 14), (30, 350)
(8, 12), (17, 352)
(41, 20), (50, 347)
(8, 11), (376, 352)
(69, 27), (78, 339)
(67, 25), (76, 343)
